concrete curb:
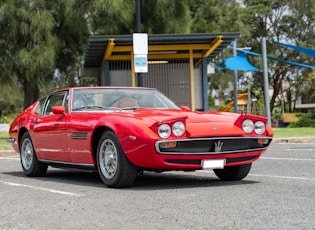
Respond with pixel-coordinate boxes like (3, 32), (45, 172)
(273, 136), (315, 143)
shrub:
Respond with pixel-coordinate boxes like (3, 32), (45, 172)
(288, 113), (315, 128)
(0, 114), (18, 124)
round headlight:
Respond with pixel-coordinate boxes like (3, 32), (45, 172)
(172, 121), (185, 137)
(158, 124), (171, 138)
(242, 119), (254, 133)
(254, 121), (265, 134)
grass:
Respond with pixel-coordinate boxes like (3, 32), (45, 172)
(1, 127), (314, 150)
(0, 132), (13, 150)
(272, 127), (315, 138)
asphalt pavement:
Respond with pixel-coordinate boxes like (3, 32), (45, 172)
(0, 141), (315, 229)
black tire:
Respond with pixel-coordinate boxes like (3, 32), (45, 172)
(213, 163), (252, 181)
(96, 131), (138, 188)
(20, 132), (47, 177)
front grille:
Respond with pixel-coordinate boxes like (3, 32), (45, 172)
(164, 156), (258, 165)
(156, 137), (272, 155)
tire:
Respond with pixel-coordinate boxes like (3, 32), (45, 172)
(213, 163), (252, 181)
(96, 131), (138, 188)
(20, 132), (47, 177)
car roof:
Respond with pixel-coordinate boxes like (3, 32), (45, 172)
(49, 86), (155, 93)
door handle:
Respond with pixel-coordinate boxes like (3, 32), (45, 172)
(34, 118), (42, 124)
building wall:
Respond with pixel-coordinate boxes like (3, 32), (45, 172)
(105, 60), (204, 110)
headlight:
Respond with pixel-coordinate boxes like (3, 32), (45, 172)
(172, 121), (185, 136)
(158, 124), (171, 138)
(242, 119), (254, 133)
(254, 121), (265, 134)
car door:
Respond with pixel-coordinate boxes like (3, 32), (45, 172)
(32, 91), (71, 162)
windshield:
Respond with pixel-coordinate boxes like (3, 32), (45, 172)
(71, 88), (180, 112)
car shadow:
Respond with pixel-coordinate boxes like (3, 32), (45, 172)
(3, 168), (258, 190)
(131, 171), (258, 190)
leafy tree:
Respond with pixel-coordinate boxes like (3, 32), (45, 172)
(0, 0), (89, 109)
(240, 0), (315, 115)
(189, 0), (246, 35)
(140, 0), (191, 34)
(89, 0), (191, 35)
(88, 0), (135, 35)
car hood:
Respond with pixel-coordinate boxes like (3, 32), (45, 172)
(120, 109), (242, 137)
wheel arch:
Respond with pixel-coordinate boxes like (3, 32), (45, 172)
(18, 127), (30, 152)
(92, 126), (115, 163)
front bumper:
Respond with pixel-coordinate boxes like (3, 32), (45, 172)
(155, 136), (272, 154)
(5, 138), (15, 143)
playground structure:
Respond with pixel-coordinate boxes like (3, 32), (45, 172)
(219, 93), (248, 113)
(219, 94), (300, 127)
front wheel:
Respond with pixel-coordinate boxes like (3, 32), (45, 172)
(96, 131), (138, 188)
(20, 132), (47, 177)
(213, 163), (252, 181)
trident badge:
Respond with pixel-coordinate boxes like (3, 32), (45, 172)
(214, 140), (224, 153)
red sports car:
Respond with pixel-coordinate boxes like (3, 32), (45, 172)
(7, 87), (273, 188)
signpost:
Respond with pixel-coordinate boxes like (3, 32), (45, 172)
(133, 33), (148, 74)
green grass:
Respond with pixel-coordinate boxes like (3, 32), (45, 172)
(0, 132), (13, 150)
(272, 127), (315, 138)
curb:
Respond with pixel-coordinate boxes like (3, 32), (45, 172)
(273, 136), (315, 143)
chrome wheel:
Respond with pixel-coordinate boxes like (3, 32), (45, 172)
(96, 131), (138, 188)
(20, 132), (47, 177)
(99, 139), (118, 179)
(21, 137), (34, 170)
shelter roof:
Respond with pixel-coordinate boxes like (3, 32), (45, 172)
(83, 33), (240, 68)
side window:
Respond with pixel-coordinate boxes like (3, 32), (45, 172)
(34, 98), (47, 116)
(43, 92), (68, 115)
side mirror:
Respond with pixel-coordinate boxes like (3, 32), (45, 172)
(51, 106), (65, 115)
(180, 106), (191, 111)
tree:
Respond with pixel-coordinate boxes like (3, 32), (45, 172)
(240, 0), (315, 115)
(0, 0), (90, 109)
(89, 0), (191, 35)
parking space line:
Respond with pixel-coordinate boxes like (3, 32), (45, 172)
(196, 171), (314, 181)
(0, 157), (19, 160)
(0, 180), (84, 197)
(249, 174), (315, 181)
(261, 157), (315, 161)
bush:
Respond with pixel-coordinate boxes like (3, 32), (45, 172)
(288, 113), (315, 128)
(0, 114), (18, 124)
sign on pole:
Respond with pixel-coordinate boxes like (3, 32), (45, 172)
(133, 33), (148, 73)
(134, 54), (148, 73)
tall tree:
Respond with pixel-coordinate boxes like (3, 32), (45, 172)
(188, 0), (247, 108)
(89, 0), (191, 35)
(0, 0), (90, 109)
(240, 0), (315, 114)
(0, 1), (56, 109)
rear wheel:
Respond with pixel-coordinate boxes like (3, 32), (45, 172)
(97, 131), (138, 188)
(213, 163), (252, 181)
(20, 132), (47, 177)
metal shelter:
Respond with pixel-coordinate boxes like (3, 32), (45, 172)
(81, 33), (240, 111)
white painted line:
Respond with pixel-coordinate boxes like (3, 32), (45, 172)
(0, 180), (84, 197)
(197, 171), (314, 181)
(0, 157), (19, 160)
(249, 174), (315, 181)
(269, 148), (314, 152)
(261, 157), (315, 161)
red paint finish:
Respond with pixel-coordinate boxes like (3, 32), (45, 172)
(8, 87), (273, 172)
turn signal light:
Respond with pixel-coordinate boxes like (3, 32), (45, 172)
(258, 138), (268, 144)
(159, 141), (177, 148)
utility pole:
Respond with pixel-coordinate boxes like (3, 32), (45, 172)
(261, 37), (271, 126)
(232, 40), (238, 113)
(136, 0), (143, 87)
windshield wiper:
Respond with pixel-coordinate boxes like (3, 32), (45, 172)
(119, 106), (141, 110)
(72, 105), (108, 111)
